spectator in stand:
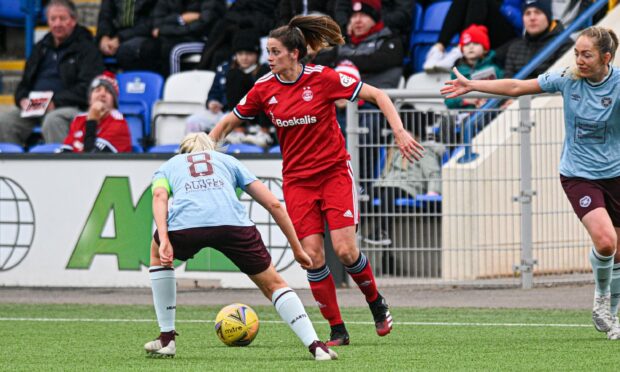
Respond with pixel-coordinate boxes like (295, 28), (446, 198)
(0, 0), (104, 146)
(96, 0), (160, 72)
(504, 0), (573, 78)
(186, 31), (273, 148)
(315, 0), (404, 89)
(277, 0), (336, 24)
(424, 0), (522, 73)
(152, 0), (225, 76)
(59, 74), (132, 153)
(333, 0), (413, 49)
(445, 24), (504, 110)
(197, 0), (279, 71)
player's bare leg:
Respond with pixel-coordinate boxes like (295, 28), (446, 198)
(144, 239), (177, 357)
(302, 234), (349, 346)
(331, 226), (393, 337)
(249, 264), (337, 360)
(607, 228), (620, 340)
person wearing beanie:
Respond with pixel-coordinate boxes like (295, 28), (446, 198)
(503, 0), (573, 78)
(59, 73), (131, 153)
(445, 24), (504, 110)
(423, 0), (521, 73)
(333, 0), (413, 48)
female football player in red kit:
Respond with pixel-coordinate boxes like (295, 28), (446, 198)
(210, 14), (423, 346)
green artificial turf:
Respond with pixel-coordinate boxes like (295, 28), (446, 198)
(0, 304), (617, 371)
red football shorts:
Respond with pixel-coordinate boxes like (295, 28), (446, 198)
(283, 161), (359, 240)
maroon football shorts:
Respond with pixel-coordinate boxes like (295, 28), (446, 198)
(153, 225), (271, 275)
(560, 175), (620, 226)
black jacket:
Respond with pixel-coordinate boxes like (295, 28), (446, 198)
(153, 0), (226, 38)
(314, 27), (404, 88)
(15, 26), (104, 110)
(224, 0), (279, 35)
(504, 22), (573, 79)
(276, 0), (336, 25)
(333, 0), (413, 42)
(96, 0), (158, 42)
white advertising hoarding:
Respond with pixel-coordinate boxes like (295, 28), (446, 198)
(0, 157), (309, 288)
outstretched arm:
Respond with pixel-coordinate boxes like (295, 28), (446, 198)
(209, 112), (244, 142)
(357, 83), (424, 162)
(245, 180), (313, 270)
(441, 67), (543, 98)
(152, 187), (174, 266)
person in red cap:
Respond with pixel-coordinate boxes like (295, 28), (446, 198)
(59, 73), (132, 153)
(444, 24), (503, 110)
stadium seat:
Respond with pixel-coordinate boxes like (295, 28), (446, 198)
(404, 2), (424, 69)
(400, 71), (451, 112)
(225, 143), (264, 154)
(28, 143), (61, 153)
(131, 144), (144, 153)
(501, 0), (524, 34)
(147, 144), (179, 153)
(117, 71), (164, 143)
(268, 145), (281, 154)
(152, 70), (215, 145)
(0, 143), (24, 153)
(409, 1), (455, 73)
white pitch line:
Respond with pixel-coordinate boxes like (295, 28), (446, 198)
(0, 317), (591, 328)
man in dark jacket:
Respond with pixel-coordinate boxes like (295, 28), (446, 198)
(0, 0), (104, 146)
(315, 0), (404, 88)
(96, 0), (160, 71)
(333, 0), (412, 48)
(503, 0), (572, 78)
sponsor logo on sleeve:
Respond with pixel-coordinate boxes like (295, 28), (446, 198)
(339, 73), (356, 87)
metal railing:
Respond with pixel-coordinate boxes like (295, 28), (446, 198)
(346, 94), (592, 288)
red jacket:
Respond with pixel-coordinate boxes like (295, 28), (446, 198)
(61, 110), (132, 153)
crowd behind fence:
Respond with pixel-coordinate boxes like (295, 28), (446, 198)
(347, 92), (592, 288)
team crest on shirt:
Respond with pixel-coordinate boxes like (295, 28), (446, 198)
(302, 86), (313, 102)
(339, 73), (356, 87)
(602, 97), (612, 107)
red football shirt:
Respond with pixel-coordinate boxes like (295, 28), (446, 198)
(61, 110), (132, 153)
(234, 64), (363, 180)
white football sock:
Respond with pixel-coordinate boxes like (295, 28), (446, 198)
(150, 266), (176, 332)
(590, 248), (614, 296)
(610, 263), (620, 315)
(272, 287), (318, 347)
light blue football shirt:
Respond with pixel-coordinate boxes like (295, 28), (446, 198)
(538, 66), (620, 179)
(152, 151), (257, 231)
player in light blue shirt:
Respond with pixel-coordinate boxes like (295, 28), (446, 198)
(145, 132), (337, 361)
(441, 26), (620, 340)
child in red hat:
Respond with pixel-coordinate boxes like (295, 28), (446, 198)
(444, 24), (503, 110)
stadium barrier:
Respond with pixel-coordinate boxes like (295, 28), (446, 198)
(347, 92), (592, 288)
(0, 155), (315, 288)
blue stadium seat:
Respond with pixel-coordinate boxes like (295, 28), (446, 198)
(225, 143), (264, 154)
(117, 71), (164, 143)
(131, 144), (144, 153)
(0, 143), (24, 153)
(147, 144), (179, 153)
(268, 145), (281, 154)
(28, 143), (61, 153)
(409, 1), (455, 73)
(500, 0), (524, 34)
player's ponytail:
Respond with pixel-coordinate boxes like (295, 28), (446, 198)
(269, 15), (344, 60)
(179, 132), (218, 154)
(578, 26), (619, 63)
